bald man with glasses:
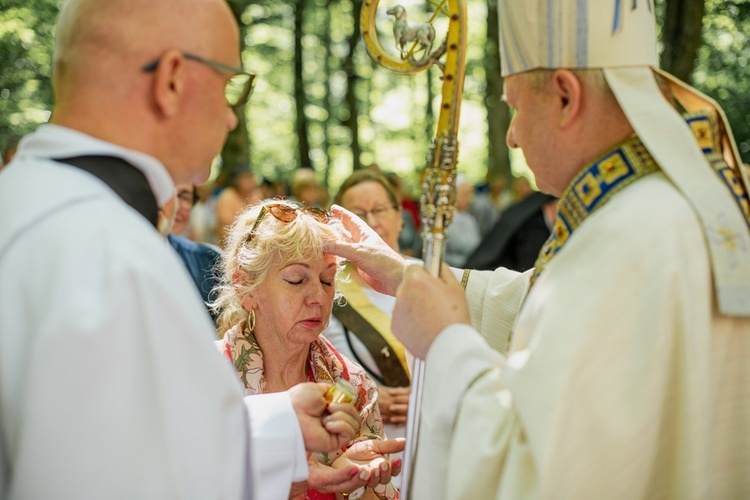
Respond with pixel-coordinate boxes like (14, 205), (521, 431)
(0, 0), (378, 498)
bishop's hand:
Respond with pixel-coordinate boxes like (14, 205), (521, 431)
(326, 205), (407, 296)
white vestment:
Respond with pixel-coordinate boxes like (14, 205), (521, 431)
(413, 173), (750, 499)
(0, 125), (306, 499)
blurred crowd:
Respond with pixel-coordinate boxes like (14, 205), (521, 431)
(162, 161), (555, 273)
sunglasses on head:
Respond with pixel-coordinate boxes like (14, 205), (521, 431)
(245, 203), (331, 244)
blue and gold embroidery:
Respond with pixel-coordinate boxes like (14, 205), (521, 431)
(529, 110), (750, 288)
(530, 136), (658, 286)
(686, 111), (750, 228)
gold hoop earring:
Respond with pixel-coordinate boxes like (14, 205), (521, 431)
(247, 309), (256, 333)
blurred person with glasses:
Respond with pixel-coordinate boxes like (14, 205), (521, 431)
(0, 0), (363, 498)
(158, 183), (223, 324)
(213, 199), (404, 500)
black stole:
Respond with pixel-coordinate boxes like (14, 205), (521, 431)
(333, 303), (411, 387)
(55, 155), (159, 228)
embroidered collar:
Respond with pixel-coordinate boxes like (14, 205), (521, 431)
(530, 109), (750, 288)
(530, 134), (659, 286)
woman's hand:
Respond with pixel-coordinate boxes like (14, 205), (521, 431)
(331, 438), (405, 490)
(290, 454), (365, 497)
(377, 387), (409, 426)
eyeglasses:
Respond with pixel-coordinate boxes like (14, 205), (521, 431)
(245, 203), (331, 244)
(142, 52), (256, 109)
(176, 186), (197, 207)
(351, 205), (396, 221)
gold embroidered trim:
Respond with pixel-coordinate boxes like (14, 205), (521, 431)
(530, 134), (659, 287)
(461, 268), (471, 290)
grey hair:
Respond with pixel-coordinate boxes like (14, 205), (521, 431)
(519, 68), (672, 104)
(211, 199), (345, 337)
(520, 68), (611, 95)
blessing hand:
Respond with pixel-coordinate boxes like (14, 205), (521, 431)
(326, 205), (407, 296)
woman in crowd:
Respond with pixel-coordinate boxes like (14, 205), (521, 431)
(323, 171), (412, 488)
(213, 199), (400, 500)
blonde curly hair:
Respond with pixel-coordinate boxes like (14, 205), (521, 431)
(212, 199), (345, 337)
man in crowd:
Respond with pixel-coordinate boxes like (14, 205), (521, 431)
(160, 183), (223, 323)
(327, 0), (750, 498)
(0, 0), (401, 498)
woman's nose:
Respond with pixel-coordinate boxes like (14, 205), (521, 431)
(306, 282), (326, 305)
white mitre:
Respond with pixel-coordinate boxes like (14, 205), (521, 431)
(498, 0), (750, 317)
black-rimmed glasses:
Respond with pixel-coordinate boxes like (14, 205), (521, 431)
(245, 203), (331, 244)
(142, 52), (256, 109)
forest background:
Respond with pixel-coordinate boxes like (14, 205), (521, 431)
(1, 0), (749, 197)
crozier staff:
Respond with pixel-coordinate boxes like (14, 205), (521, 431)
(326, 0), (750, 498)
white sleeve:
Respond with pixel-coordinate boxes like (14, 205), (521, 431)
(244, 392), (308, 499)
(449, 266), (531, 355)
(411, 324), (537, 499)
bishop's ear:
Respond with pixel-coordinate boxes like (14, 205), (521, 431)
(551, 69), (583, 128)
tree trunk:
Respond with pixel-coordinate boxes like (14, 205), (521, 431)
(294, 0), (312, 169)
(219, 0), (251, 185)
(321, 0), (333, 187)
(660, 0), (705, 82)
(484, 0), (511, 183)
(343, 0), (363, 170)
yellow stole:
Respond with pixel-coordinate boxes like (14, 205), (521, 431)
(334, 263), (410, 386)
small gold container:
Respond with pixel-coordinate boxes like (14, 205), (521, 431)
(325, 379), (357, 405)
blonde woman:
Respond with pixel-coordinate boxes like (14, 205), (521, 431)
(213, 199), (401, 500)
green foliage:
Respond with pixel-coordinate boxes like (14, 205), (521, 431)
(2, 0), (748, 178)
(692, 0), (750, 162)
(0, 0), (59, 156)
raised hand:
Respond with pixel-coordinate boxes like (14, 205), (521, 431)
(326, 205), (407, 296)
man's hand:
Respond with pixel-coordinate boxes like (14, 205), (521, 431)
(377, 387), (409, 426)
(326, 205), (407, 296)
(393, 262), (471, 359)
(289, 382), (360, 453)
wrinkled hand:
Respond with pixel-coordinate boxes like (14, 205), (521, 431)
(378, 387), (409, 426)
(326, 205), (407, 296)
(393, 262), (471, 359)
(289, 382), (360, 453)
(331, 438), (405, 490)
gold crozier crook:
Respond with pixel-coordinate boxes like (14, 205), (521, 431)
(361, 0), (468, 496)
